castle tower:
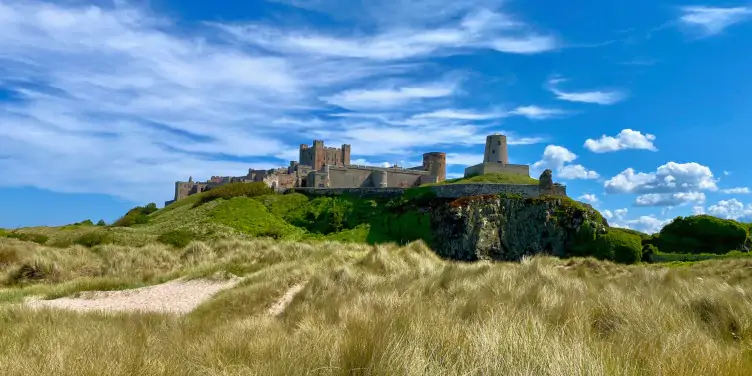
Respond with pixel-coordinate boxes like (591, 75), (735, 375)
(483, 134), (508, 164)
(372, 170), (388, 188)
(341, 144), (351, 166)
(422, 152), (447, 182)
(312, 140), (325, 170)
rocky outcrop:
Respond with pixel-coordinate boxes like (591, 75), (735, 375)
(429, 195), (607, 261)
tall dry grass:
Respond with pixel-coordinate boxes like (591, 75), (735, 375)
(0, 238), (751, 375)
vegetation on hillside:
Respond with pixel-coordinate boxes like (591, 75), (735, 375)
(1, 238), (752, 375)
(650, 215), (751, 254)
(111, 203), (158, 227)
(195, 181), (273, 206)
(424, 172), (539, 186)
(7, 181), (752, 265)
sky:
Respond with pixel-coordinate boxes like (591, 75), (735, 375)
(1, 0), (752, 233)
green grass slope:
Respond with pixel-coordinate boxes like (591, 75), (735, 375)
(5, 180), (752, 266)
(425, 172), (539, 186)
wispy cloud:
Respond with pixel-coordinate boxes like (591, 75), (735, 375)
(212, 5), (559, 61)
(320, 82), (456, 110)
(721, 187), (751, 194)
(679, 6), (752, 36)
(0, 0), (561, 203)
(508, 105), (568, 120)
(547, 78), (627, 105)
(412, 105), (566, 120)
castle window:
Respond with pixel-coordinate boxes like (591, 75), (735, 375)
(498, 141), (501, 145)
(491, 150), (495, 154)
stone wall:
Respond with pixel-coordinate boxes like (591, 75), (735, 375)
(324, 165), (430, 188)
(464, 162), (530, 177)
(286, 183), (566, 199)
(290, 187), (407, 198)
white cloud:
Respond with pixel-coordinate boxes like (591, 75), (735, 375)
(721, 187), (750, 194)
(578, 194), (599, 204)
(547, 78), (627, 105)
(412, 105), (566, 121)
(621, 216), (671, 234)
(707, 199), (752, 220)
(584, 129), (657, 153)
(508, 105), (568, 120)
(558, 165), (600, 180)
(604, 162), (718, 196)
(413, 109), (506, 120)
(214, 6), (558, 61)
(679, 6), (752, 36)
(634, 192), (706, 207)
(320, 83), (456, 110)
(490, 35), (558, 54)
(532, 145), (599, 180)
(692, 205), (706, 215)
(602, 208), (668, 233)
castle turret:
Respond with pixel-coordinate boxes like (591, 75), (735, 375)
(341, 144), (351, 166)
(422, 152), (447, 182)
(372, 170), (388, 188)
(483, 134), (508, 164)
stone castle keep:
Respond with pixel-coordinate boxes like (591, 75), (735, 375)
(165, 134), (565, 206)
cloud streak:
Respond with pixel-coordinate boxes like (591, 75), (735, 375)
(547, 78), (627, 105)
(679, 6), (752, 36)
(0, 0), (559, 203)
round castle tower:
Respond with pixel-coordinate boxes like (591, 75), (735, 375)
(483, 134), (508, 165)
(372, 170), (388, 188)
(422, 152), (447, 182)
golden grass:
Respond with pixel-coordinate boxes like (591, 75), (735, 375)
(1, 238), (752, 375)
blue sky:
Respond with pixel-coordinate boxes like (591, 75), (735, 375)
(1, 0), (752, 233)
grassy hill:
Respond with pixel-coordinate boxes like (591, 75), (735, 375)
(424, 172), (540, 186)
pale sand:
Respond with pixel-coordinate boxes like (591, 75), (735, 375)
(267, 283), (306, 317)
(24, 277), (243, 315)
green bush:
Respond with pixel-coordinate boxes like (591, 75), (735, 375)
(0, 229), (8, 238)
(6, 232), (49, 245)
(96, 219), (107, 226)
(569, 227), (642, 264)
(649, 250), (752, 263)
(642, 244), (658, 263)
(112, 203), (158, 227)
(196, 182), (273, 206)
(78, 219), (94, 226)
(655, 215), (750, 254)
(73, 231), (115, 248)
(157, 230), (196, 248)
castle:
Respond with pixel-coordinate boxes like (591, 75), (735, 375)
(165, 140), (448, 206)
(463, 134), (531, 178)
(165, 134), (556, 206)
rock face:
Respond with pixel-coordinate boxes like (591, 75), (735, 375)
(430, 195), (607, 261)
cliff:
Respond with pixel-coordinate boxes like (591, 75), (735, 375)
(429, 194), (608, 261)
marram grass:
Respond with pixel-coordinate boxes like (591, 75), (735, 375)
(1, 237), (752, 375)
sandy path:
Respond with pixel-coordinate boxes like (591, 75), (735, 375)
(24, 277), (242, 315)
(267, 283), (306, 316)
